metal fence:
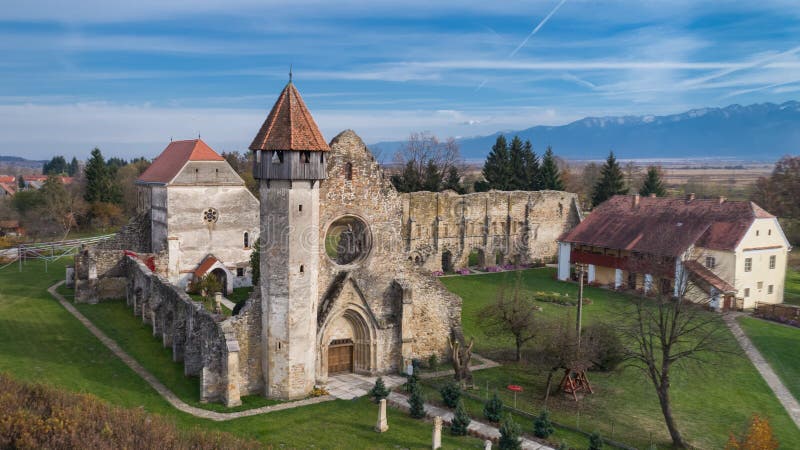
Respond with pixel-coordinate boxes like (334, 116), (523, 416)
(0, 234), (115, 271)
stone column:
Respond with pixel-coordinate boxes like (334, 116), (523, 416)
(375, 398), (388, 433)
(214, 291), (222, 314)
(587, 264), (596, 283)
(614, 269), (622, 289)
(484, 440), (493, 450)
(557, 242), (571, 281)
(432, 416), (442, 450)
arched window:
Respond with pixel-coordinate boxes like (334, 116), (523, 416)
(344, 162), (353, 180)
(243, 232), (250, 248)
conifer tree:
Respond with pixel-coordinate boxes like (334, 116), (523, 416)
(483, 392), (504, 422)
(639, 166), (666, 197)
(84, 148), (122, 204)
(498, 414), (522, 450)
(408, 383), (426, 419)
(442, 166), (464, 193)
(43, 156), (68, 175)
(533, 410), (555, 438)
(250, 238), (261, 286)
(391, 161), (423, 193)
(482, 136), (512, 190)
(538, 146), (564, 190)
(591, 151), (628, 207)
(522, 140), (540, 190)
(508, 136), (527, 190)
(450, 400), (471, 436)
(422, 160), (442, 192)
(369, 377), (390, 403)
(68, 157), (80, 176)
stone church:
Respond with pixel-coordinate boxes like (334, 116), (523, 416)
(75, 80), (579, 405)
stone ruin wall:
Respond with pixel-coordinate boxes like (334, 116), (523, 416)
(401, 190), (581, 273)
(123, 255), (263, 406)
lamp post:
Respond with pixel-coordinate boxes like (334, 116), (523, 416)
(576, 263), (585, 349)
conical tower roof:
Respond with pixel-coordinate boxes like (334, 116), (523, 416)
(249, 82), (330, 152)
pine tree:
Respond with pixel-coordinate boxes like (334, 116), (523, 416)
(391, 160), (423, 193)
(84, 148), (109, 203)
(482, 136), (512, 190)
(369, 377), (390, 403)
(498, 414), (522, 450)
(450, 400), (471, 436)
(43, 156), (68, 175)
(522, 140), (540, 190)
(588, 432), (604, 450)
(639, 166), (666, 197)
(591, 151), (628, 207)
(539, 146), (563, 190)
(422, 160), (442, 192)
(439, 380), (461, 408)
(533, 409), (555, 438)
(442, 166), (464, 193)
(483, 392), (504, 422)
(408, 383), (426, 419)
(68, 157), (79, 176)
(250, 238), (261, 286)
(508, 136), (527, 190)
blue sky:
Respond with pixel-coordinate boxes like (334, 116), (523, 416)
(2, 0), (800, 159)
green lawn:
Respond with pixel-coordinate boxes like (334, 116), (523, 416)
(785, 267), (800, 306)
(0, 259), (481, 449)
(440, 268), (800, 450)
(739, 316), (800, 402)
(228, 286), (253, 304)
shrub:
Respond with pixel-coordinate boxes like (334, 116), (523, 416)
(584, 322), (625, 372)
(533, 409), (555, 438)
(405, 371), (419, 393)
(310, 386), (329, 397)
(428, 353), (439, 370)
(588, 432), (604, 450)
(408, 384), (426, 419)
(439, 380), (461, 408)
(483, 392), (504, 422)
(498, 414), (522, 450)
(450, 400), (471, 436)
(368, 377), (389, 403)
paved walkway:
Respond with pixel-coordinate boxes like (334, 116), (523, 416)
(324, 373), (407, 400)
(219, 296), (236, 310)
(48, 282), (334, 421)
(419, 354), (500, 380)
(725, 313), (800, 428)
(387, 391), (554, 450)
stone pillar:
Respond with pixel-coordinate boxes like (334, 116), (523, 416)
(214, 291), (222, 314)
(224, 339), (242, 407)
(375, 398), (388, 433)
(398, 280), (414, 369)
(432, 416), (442, 450)
(557, 242), (571, 281)
(614, 269), (622, 289)
(644, 274), (653, 294)
(587, 264), (596, 283)
(484, 440), (492, 450)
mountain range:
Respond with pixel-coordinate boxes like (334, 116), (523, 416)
(371, 101), (800, 162)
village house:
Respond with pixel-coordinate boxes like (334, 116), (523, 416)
(557, 194), (791, 310)
(0, 176), (16, 197)
(135, 139), (259, 294)
(20, 174), (74, 190)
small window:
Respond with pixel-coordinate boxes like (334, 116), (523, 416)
(768, 229), (772, 236)
(768, 285), (774, 294)
(236, 268), (244, 277)
(744, 288), (750, 298)
(299, 265), (304, 273)
(705, 256), (715, 269)
(769, 255), (776, 269)
(320, 153), (324, 163)
(215, 168), (219, 174)
(757, 281), (763, 289)
(299, 204), (303, 212)
(301, 151), (311, 163)
(344, 162), (353, 180)
(256, 150), (262, 163)
(244, 232), (250, 248)
(756, 230), (760, 236)
(744, 258), (752, 272)
(272, 151), (284, 164)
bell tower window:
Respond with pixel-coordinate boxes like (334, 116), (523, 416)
(344, 162), (353, 180)
(272, 151), (284, 164)
(301, 151), (311, 163)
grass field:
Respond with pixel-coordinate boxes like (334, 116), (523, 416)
(739, 316), (800, 402)
(785, 252), (800, 305)
(440, 269), (800, 449)
(0, 259), (481, 449)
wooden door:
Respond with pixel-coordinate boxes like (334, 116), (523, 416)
(328, 340), (353, 374)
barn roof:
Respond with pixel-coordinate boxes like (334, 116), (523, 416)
(559, 195), (774, 256)
(137, 139), (224, 185)
(249, 82), (330, 152)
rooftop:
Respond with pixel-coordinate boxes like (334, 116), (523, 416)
(137, 139), (224, 185)
(249, 82), (330, 153)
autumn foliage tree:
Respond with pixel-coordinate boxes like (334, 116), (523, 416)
(725, 415), (779, 450)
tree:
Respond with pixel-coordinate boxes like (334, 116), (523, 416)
(450, 400), (471, 436)
(448, 334), (474, 387)
(442, 166), (464, 193)
(439, 381), (461, 408)
(533, 410), (554, 438)
(591, 151), (628, 207)
(250, 238), (261, 286)
(619, 252), (737, 448)
(639, 166), (666, 197)
(751, 155), (800, 245)
(508, 136), (527, 189)
(480, 273), (539, 361)
(522, 140), (540, 190)
(483, 392), (503, 422)
(623, 161), (643, 193)
(482, 136), (512, 190)
(498, 414), (522, 450)
(408, 383), (426, 419)
(726, 414), (779, 450)
(68, 157), (80, 176)
(588, 432), (604, 450)
(368, 377), (389, 403)
(422, 159), (442, 191)
(43, 156), (68, 175)
(84, 148), (121, 204)
(538, 146), (564, 190)
(391, 133), (461, 193)
(118, 158), (152, 215)
(39, 175), (87, 238)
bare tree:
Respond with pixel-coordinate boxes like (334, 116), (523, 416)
(391, 132), (463, 192)
(619, 252), (738, 448)
(480, 273), (539, 361)
(448, 333), (474, 388)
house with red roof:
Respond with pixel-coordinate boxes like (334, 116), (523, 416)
(557, 193), (791, 310)
(135, 139), (259, 293)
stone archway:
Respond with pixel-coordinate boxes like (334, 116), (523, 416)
(318, 300), (378, 382)
(210, 268), (227, 294)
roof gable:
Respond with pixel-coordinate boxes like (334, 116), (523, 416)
(137, 139), (225, 184)
(249, 82), (330, 152)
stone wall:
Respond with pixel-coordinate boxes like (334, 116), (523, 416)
(401, 190), (581, 272)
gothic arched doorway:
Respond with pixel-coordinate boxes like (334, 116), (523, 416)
(442, 250), (454, 273)
(210, 268), (227, 294)
(322, 307), (375, 377)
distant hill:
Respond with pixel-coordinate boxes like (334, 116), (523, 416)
(371, 101), (800, 162)
(0, 155), (46, 170)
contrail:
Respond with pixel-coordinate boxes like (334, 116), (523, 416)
(509, 0), (569, 58)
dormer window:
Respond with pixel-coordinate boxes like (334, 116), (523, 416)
(272, 151), (284, 164)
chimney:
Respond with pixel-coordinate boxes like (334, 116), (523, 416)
(718, 196), (726, 204)
(649, 193), (656, 198)
(686, 193), (695, 202)
(632, 194), (640, 208)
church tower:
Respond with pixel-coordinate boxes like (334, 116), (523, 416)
(250, 81), (329, 400)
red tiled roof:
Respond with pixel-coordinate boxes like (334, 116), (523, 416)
(249, 82), (330, 152)
(685, 260), (736, 293)
(0, 219), (20, 229)
(193, 255), (219, 278)
(560, 195), (774, 256)
(0, 183), (16, 195)
(0, 175), (15, 183)
(23, 175), (73, 184)
(137, 139), (224, 184)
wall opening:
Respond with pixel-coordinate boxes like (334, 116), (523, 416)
(344, 162), (353, 180)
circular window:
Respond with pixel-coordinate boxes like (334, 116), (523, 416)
(203, 208), (219, 223)
(325, 216), (371, 265)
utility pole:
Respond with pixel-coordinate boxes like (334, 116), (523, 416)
(576, 263), (584, 349)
